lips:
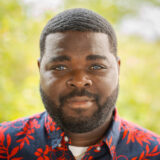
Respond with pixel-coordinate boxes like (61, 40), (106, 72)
(66, 96), (95, 109)
(67, 96), (94, 102)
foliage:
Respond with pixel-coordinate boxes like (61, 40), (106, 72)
(0, 0), (159, 134)
(0, 0), (44, 121)
(63, 0), (160, 24)
(118, 36), (160, 134)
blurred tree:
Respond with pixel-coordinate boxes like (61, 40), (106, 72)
(0, 0), (44, 121)
(63, 0), (160, 24)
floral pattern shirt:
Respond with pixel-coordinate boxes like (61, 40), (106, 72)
(0, 109), (160, 160)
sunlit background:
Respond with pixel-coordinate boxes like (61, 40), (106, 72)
(0, 0), (160, 134)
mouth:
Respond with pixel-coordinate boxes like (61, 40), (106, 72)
(66, 96), (95, 109)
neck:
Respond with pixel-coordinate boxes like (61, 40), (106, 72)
(66, 110), (114, 147)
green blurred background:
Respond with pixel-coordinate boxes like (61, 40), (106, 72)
(0, 0), (160, 134)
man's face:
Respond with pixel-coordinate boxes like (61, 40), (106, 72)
(38, 31), (120, 133)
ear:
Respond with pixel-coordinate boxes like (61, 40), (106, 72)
(37, 57), (41, 71)
(116, 56), (121, 75)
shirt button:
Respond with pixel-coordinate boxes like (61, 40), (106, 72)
(64, 136), (69, 142)
(58, 143), (62, 147)
(96, 146), (101, 151)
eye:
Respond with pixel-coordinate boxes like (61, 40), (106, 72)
(52, 65), (68, 71)
(89, 64), (106, 70)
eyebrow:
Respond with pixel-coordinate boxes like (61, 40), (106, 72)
(48, 54), (107, 63)
(48, 55), (71, 63)
(86, 55), (107, 61)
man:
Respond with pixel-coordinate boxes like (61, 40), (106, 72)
(0, 8), (159, 160)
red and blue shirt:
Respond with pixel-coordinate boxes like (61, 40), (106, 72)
(0, 110), (160, 160)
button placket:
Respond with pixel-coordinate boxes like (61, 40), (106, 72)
(64, 136), (69, 142)
(96, 146), (101, 151)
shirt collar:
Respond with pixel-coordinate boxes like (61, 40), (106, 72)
(44, 108), (121, 156)
(103, 109), (121, 158)
(44, 112), (64, 148)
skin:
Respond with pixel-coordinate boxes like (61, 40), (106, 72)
(38, 31), (120, 146)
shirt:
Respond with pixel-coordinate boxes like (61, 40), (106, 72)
(0, 109), (160, 160)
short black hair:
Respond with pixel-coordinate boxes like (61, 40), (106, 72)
(40, 8), (117, 58)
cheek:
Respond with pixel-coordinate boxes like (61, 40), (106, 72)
(95, 78), (112, 96)
(94, 71), (119, 103)
(40, 72), (66, 104)
(104, 72), (119, 91)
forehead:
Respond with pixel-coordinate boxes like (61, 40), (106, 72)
(44, 31), (111, 58)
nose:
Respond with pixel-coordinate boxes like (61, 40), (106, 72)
(66, 71), (92, 89)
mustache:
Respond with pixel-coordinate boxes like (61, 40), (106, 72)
(59, 89), (99, 103)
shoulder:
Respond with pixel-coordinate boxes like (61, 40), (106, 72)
(0, 111), (46, 127)
(118, 118), (160, 159)
(0, 112), (46, 143)
(120, 118), (160, 142)
(0, 112), (48, 159)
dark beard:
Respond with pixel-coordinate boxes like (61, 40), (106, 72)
(40, 85), (119, 133)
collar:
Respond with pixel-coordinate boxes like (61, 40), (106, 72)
(44, 112), (65, 149)
(103, 109), (121, 158)
(44, 108), (121, 157)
